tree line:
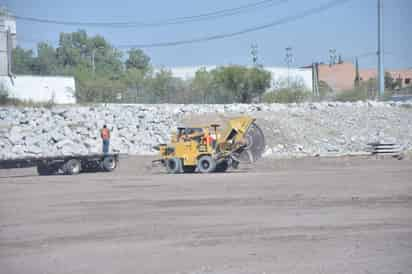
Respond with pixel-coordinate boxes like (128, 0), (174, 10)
(12, 30), (274, 104)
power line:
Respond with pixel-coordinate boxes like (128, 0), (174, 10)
(118, 0), (351, 48)
(12, 0), (288, 28)
(345, 51), (394, 61)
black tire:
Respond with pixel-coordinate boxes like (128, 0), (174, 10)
(102, 156), (117, 172)
(63, 159), (82, 175)
(215, 161), (229, 173)
(166, 158), (182, 174)
(197, 155), (216, 173)
(36, 163), (55, 176)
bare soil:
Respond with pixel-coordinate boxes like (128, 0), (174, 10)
(0, 156), (411, 274)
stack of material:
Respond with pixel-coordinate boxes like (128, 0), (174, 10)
(367, 142), (402, 156)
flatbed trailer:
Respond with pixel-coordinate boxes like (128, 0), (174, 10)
(0, 154), (119, 176)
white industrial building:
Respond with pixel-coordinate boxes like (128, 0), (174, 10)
(0, 11), (76, 104)
(0, 75), (76, 104)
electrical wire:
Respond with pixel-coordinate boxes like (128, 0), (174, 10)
(117, 0), (351, 48)
(13, 0), (288, 28)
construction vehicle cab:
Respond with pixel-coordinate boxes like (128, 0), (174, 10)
(155, 116), (265, 174)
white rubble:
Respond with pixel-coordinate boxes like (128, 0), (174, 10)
(0, 101), (411, 159)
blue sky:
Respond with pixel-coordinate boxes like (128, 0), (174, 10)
(2, 0), (411, 68)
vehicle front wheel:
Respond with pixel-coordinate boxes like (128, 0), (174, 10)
(197, 156), (216, 173)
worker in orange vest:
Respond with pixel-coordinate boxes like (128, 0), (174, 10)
(100, 125), (111, 154)
(204, 132), (215, 147)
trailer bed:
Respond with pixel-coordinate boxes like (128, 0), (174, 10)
(0, 154), (120, 175)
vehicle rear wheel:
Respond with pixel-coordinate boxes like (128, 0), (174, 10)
(102, 156), (117, 172)
(166, 158), (182, 174)
(197, 155), (216, 173)
(63, 159), (82, 175)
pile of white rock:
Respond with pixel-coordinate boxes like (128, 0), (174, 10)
(0, 105), (179, 159)
(0, 101), (411, 159)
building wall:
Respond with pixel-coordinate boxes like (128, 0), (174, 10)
(317, 62), (356, 91)
(265, 67), (312, 91)
(317, 61), (412, 91)
(0, 14), (16, 76)
(360, 69), (412, 88)
(0, 31), (7, 76)
(0, 75), (76, 104)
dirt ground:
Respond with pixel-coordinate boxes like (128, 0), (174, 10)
(0, 156), (411, 274)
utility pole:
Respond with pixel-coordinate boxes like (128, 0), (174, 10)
(377, 0), (384, 97)
(354, 57), (360, 88)
(250, 44), (259, 66)
(285, 47), (293, 88)
(91, 46), (104, 74)
(329, 48), (337, 67)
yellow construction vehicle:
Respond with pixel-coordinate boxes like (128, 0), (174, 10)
(153, 116), (265, 173)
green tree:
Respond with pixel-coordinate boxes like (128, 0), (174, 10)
(56, 30), (122, 75)
(263, 88), (310, 103)
(263, 78), (310, 103)
(75, 74), (126, 103)
(335, 78), (378, 102)
(125, 48), (151, 72)
(191, 68), (214, 103)
(56, 32), (85, 68)
(147, 69), (174, 103)
(124, 68), (146, 103)
(35, 42), (59, 75)
(384, 72), (396, 91)
(12, 47), (36, 74)
(0, 83), (10, 105)
(212, 66), (271, 103)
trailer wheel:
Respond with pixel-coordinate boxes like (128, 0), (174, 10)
(63, 159), (82, 175)
(197, 156), (216, 173)
(37, 163), (55, 176)
(166, 158), (182, 174)
(102, 156), (117, 172)
(215, 161), (229, 173)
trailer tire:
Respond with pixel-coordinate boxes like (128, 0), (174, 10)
(37, 163), (55, 176)
(197, 156), (216, 173)
(63, 159), (82, 175)
(102, 156), (117, 172)
(166, 158), (182, 174)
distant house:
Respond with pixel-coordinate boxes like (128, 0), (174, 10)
(317, 62), (356, 91)
(309, 61), (412, 91)
(360, 69), (412, 89)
